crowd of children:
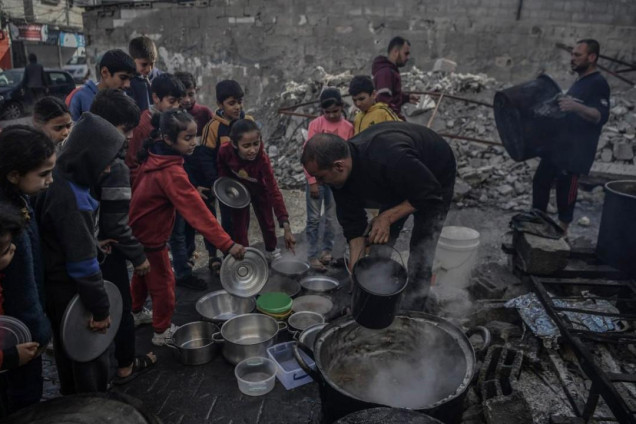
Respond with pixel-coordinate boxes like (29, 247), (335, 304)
(0, 34), (403, 415)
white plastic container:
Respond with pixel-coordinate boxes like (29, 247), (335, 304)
(234, 356), (276, 396)
(433, 226), (480, 289)
(267, 342), (316, 390)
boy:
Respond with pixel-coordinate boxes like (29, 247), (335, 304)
(349, 75), (401, 135)
(175, 71), (213, 136)
(196, 80), (253, 262)
(69, 49), (136, 121)
(34, 112), (125, 394)
(170, 71), (214, 288)
(89, 89), (156, 384)
(128, 36), (162, 111)
(125, 73), (185, 185)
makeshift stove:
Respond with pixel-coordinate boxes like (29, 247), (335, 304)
(504, 241), (636, 423)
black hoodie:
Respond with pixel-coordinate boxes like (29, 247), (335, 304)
(35, 112), (125, 320)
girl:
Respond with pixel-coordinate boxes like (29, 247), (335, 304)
(217, 119), (296, 260)
(129, 109), (245, 346)
(0, 126), (54, 413)
(32, 96), (72, 147)
(303, 88), (353, 271)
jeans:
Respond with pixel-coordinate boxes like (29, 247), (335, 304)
(305, 183), (336, 260)
(169, 213), (195, 279)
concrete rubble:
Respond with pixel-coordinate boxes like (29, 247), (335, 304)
(256, 66), (636, 215)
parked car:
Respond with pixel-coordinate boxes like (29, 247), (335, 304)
(63, 55), (89, 84)
(0, 68), (75, 120)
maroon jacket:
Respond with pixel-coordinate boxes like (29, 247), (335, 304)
(372, 55), (409, 120)
(217, 142), (289, 227)
(188, 103), (214, 137)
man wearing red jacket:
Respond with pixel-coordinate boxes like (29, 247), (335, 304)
(372, 36), (420, 120)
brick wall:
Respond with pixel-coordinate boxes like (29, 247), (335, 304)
(82, 0), (636, 111)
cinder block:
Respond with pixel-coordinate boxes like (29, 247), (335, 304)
(513, 232), (570, 275)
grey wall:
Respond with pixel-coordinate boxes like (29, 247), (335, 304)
(82, 0), (636, 112)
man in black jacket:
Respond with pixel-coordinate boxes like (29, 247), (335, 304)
(302, 122), (456, 311)
(35, 112), (124, 394)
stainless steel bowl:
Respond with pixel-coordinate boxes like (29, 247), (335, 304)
(300, 275), (340, 293)
(220, 247), (269, 298)
(260, 276), (301, 298)
(288, 311), (325, 332)
(196, 290), (256, 324)
(212, 313), (287, 365)
(271, 258), (310, 278)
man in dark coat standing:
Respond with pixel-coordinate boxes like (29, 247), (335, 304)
(23, 53), (48, 102)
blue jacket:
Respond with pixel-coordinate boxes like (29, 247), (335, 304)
(0, 193), (52, 346)
(69, 80), (98, 121)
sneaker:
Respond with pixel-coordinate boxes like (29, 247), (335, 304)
(266, 248), (282, 263)
(133, 307), (153, 327)
(175, 274), (208, 290)
(152, 323), (179, 346)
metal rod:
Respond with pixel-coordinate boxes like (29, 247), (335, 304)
(596, 63), (635, 86)
(278, 110), (317, 119)
(426, 93), (444, 128)
(615, 67), (636, 74)
(552, 306), (636, 320)
(438, 132), (501, 146)
(406, 91), (494, 108)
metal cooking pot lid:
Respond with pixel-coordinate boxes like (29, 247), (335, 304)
(61, 280), (123, 362)
(220, 247), (269, 298)
(300, 275), (339, 292)
(0, 316), (31, 349)
(292, 295), (333, 315)
(213, 177), (251, 209)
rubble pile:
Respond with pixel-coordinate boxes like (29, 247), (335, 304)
(255, 66), (635, 212)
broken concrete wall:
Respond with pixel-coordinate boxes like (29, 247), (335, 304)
(82, 0), (636, 113)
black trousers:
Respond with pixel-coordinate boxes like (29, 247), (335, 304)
(100, 249), (135, 368)
(532, 158), (579, 224)
(379, 184), (454, 312)
(1, 355), (43, 413)
(46, 283), (110, 395)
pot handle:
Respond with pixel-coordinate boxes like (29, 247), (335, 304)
(292, 342), (320, 381)
(211, 332), (225, 344)
(165, 338), (178, 351)
(466, 326), (491, 354)
(277, 321), (288, 333)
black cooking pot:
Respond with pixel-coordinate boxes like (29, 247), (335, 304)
(351, 256), (407, 329)
(293, 312), (490, 424)
(494, 74), (563, 161)
(596, 180), (636, 277)
(335, 407), (444, 423)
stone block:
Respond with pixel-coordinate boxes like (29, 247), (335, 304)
(469, 276), (507, 300)
(433, 58), (457, 73)
(497, 184), (514, 196)
(513, 232), (570, 275)
(484, 392), (533, 424)
(613, 141), (634, 161)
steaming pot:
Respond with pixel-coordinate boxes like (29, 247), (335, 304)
(293, 312), (490, 424)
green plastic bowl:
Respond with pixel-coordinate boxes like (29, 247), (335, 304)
(256, 292), (292, 314)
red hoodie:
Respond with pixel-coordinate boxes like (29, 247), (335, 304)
(129, 147), (233, 252)
(217, 142), (289, 227)
(372, 55), (409, 120)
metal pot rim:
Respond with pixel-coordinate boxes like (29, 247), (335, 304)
(220, 313), (280, 345)
(313, 311), (477, 410)
(604, 180), (636, 200)
(171, 321), (219, 350)
(195, 290), (256, 322)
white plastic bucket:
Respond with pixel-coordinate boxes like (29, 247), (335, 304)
(433, 226), (480, 290)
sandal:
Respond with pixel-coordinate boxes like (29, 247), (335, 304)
(113, 353), (157, 386)
(208, 257), (222, 275)
(309, 258), (327, 273)
(319, 251), (333, 265)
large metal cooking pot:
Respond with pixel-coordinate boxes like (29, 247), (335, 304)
(212, 313), (287, 365)
(271, 258), (310, 279)
(596, 180), (636, 277)
(166, 321), (220, 366)
(196, 290), (255, 324)
(294, 312), (490, 424)
(335, 407), (444, 424)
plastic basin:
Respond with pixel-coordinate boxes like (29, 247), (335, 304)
(234, 356), (277, 396)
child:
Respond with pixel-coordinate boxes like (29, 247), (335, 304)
(175, 71), (213, 136)
(348, 75), (401, 135)
(304, 88), (353, 271)
(88, 89), (156, 384)
(32, 96), (72, 147)
(128, 36), (162, 111)
(69, 49), (136, 121)
(0, 126), (55, 411)
(217, 119), (295, 260)
(129, 109), (245, 346)
(125, 73), (185, 185)
(0, 205), (39, 378)
(34, 113), (125, 394)
(197, 80), (253, 259)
